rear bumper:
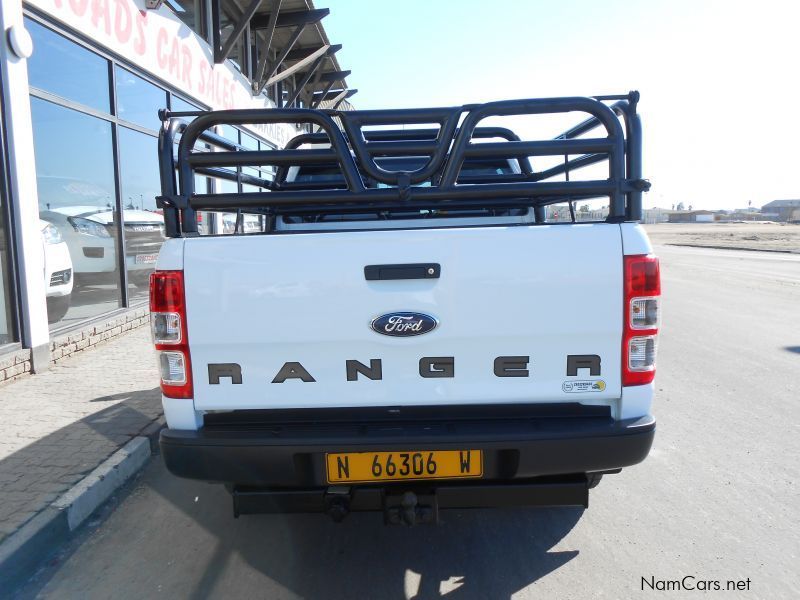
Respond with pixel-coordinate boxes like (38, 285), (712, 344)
(160, 413), (655, 488)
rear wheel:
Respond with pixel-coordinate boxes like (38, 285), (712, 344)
(586, 473), (603, 489)
(46, 294), (71, 324)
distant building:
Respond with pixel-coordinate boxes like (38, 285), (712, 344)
(761, 200), (800, 222)
(668, 210), (715, 223)
(641, 208), (670, 224)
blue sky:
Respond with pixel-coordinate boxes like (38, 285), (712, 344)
(323, 0), (799, 210)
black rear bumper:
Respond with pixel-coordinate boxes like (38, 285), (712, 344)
(160, 411), (655, 489)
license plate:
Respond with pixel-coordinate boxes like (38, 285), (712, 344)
(326, 450), (483, 483)
(135, 254), (158, 264)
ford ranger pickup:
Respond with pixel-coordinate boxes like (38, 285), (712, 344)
(151, 92), (658, 524)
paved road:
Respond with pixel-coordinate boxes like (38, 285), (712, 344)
(15, 245), (800, 599)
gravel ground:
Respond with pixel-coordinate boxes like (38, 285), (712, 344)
(644, 222), (800, 253)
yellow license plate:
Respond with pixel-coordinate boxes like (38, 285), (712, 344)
(326, 450), (483, 483)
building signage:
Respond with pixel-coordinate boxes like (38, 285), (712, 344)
(27, 0), (297, 147)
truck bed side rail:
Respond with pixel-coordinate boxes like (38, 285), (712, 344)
(157, 92), (649, 237)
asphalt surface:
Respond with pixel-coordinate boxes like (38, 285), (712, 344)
(15, 245), (800, 599)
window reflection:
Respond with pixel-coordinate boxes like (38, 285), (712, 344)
(240, 133), (258, 150)
(115, 67), (167, 130)
(26, 18), (110, 113)
(30, 98), (121, 328)
(171, 95), (201, 115)
(221, 125), (239, 143)
(23, 17), (279, 332)
(217, 177), (238, 234)
(118, 128), (165, 302)
(194, 174), (212, 235)
(165, 0), (206, 39)
(0, 154), (15, 344)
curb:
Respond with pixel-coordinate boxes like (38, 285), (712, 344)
(0, 419), (165, 590)
(666, 243), (800, 254)
(52, 438), (150, 531)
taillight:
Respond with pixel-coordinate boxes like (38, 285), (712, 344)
(623, 255), (660, 386)
(150, 270), (192, 398)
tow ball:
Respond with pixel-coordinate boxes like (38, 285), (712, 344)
(384, 491), (438, 526)
(324, 486), (352, 522)
(322, 489), (439, 525)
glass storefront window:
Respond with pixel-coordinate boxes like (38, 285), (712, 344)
(166, 0), (206, 40)
(243, 139), (266, 233)
(118, 128), (165, 303)
(21, 16), (278, 334)
(0, 150), (15, 345)
(0, 248), (13, 345)
(30, 98), (121, 328)
(115, 67), (167, 130)
(217, 178), (238, 234)
(221, 125), (239, 143)
(216, 126), (240, 233)
(26, 18), (110, 113)
(233, 138), (264, 233)
(241, 136), (274, 191)
(195, 174), (211, 235)
(241, 133), (258, 150)
(171, 95), (201, 114)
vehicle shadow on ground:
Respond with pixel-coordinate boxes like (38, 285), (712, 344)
(150, 470), (583, 600)
(234, 510), (580, 600)
(0, 386), (161, 548)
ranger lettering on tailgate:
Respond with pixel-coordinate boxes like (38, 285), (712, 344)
(206, 355), (602, 384)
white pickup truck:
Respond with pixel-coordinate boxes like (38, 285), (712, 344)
(151, 93), (658, 524)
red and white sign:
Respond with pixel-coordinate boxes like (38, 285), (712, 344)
(27, 0), (297, 147)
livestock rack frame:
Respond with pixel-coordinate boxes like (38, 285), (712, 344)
(157, 91), (649, 238)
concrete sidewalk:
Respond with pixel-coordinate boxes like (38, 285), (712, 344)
(0, 325), (161, 576)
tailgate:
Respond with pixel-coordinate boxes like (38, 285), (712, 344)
(184, 223), (623, 411)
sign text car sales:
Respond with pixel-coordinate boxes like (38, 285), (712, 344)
(29, 0), (294, 146)
(42, 0), (237, 108)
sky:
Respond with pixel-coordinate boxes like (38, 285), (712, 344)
(322, 0), (800, 210)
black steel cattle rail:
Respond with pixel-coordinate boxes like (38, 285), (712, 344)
(157, 92), (648, 237)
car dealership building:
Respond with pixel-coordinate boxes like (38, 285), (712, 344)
(0, 0), (352, 379)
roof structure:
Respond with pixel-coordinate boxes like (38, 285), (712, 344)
(761, 199), (800, 209)
(210, 0), (354, 108)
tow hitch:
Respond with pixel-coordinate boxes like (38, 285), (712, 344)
(384, 491), (438, 526)
(323, 488), (439, 525)
(324, 486), (351, 522)
(230, 477), (588, 521)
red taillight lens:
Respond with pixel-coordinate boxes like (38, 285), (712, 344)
(623, 255), (660, 386)
(625, 256), (661, 297)
(149, 271), (184, 312)
(150, 270), (192, 399)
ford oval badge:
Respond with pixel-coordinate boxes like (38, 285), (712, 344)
(371, 312), (438, 337)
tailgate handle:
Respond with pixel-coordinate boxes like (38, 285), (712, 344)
(364, 263), (440, 281)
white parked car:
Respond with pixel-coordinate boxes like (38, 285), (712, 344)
(40, 219), (73, 323)
(40, 207), (165, 287)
